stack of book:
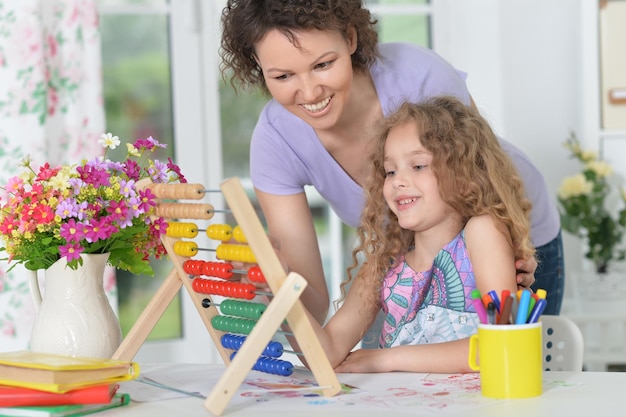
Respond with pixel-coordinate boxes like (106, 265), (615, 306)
(0, 350), (139, 417)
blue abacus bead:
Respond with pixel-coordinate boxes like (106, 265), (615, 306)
(221, 333), (245, 350)
(279, 360), (293, 376)
(264, 341), (283, 358)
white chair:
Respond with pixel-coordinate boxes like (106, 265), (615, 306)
(541, 315), (584, 371)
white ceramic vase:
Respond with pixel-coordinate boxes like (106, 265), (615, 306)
(28, 253), (122, 358)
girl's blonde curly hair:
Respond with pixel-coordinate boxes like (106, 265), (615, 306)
(339, 96), (536, 309)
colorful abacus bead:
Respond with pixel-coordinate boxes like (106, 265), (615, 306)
(192, 278), (256, 300)
(212, 315), (257, 335)
(207, 224), (232, 241)
(216, 243), (256, 263)
(203, 261), (234, 279)
(232, 225), (246, 243)
(166, 222), (199, 238)
(173, 240), (198, 257)
(230, 352), (293, 376)
(219, 299), (266, 320)
(183, 259), (204, 276)
(221, 333), (283, 358)
(246, 266), (266, 283)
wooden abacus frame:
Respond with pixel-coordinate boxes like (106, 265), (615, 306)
(112, 177), (341, 416)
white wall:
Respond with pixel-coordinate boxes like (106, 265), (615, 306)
(432, 0), (591, 282)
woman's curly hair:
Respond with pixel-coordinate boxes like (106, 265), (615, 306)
(340, 96), (536, 308)
(220, 0), (379, 94)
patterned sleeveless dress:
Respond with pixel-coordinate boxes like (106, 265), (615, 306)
(379, 231), (480, 348)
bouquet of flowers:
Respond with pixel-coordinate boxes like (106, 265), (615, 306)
(0, 134), (186, 275)
(557, 133), (626, 274)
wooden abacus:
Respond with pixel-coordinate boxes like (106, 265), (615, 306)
(112, 177), (341, 416)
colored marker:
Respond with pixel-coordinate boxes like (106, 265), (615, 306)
(482, 293), (493, 309)
(536, 288), (547, 300)
(471, 289), (489, 324)
(515, 289), (532, 324)
(487, 290), (501, 313)
(527, 297), (537, 321)
(497, 295), (514, 324)
(487, 302), (497, 324)
(500, 289), (511, 305)
(511, 296), (518, 323)
(527, 298), (548, 323)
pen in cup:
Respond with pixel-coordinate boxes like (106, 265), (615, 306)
(471, 289), (489, 324)
(497, 295), (514, 324)
(515, 289), (532, 325)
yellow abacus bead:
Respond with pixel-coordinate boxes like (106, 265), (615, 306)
(173, 240), (198, 257)
(207, 224), (232, 241)
(166, 222), (199, 238)
(215, 243), (256, 263)
(241, 246), (256, 263)
(232, 225), (247, 243)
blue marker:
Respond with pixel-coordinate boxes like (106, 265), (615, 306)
(487, 290), (501, 313)
(527, 298), (547, 323)
(515, 289), (532, 324)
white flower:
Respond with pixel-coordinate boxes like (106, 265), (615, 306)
(585, 160), (613, 178)
(558, 174), (593, 199)
(19, 154), (32, 168)
(99, 133), (121, 150)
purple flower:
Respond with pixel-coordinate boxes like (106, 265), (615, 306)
(148, 160), (168, 183)
(118, 179), (137, 198)
(55, 199), (79, 219)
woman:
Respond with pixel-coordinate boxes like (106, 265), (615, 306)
(220, 0), (563, 324)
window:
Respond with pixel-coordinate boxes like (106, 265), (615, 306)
(99, 0), (434, 363)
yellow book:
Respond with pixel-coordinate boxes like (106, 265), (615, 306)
(0, 351), (139, 394)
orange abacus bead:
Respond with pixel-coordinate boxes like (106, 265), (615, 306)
(166, 222), (199, 238)
(206, 224), (232, 241)
(173, 240), (198, 257)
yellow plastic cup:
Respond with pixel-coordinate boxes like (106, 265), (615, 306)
(468, 322), (543, 399)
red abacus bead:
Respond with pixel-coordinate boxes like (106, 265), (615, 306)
(247, 266), (265, 283)
(183, 260), (195, 275)
(220, 263), (234, 279)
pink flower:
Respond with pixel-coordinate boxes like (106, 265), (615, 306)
(83, 217), (115, 243)
(59, 242), (83, 262)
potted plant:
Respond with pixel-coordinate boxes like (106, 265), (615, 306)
(0, 133), (186, 358)
(557, 133), (626, 274)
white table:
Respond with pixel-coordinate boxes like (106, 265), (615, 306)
(101, 363), (623, 417)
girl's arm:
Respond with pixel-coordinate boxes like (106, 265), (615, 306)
(255, 188), (330, 324)
(295, 275), (379, 368)
(464, 214), (519, 297)
(335, 338), (473, 374)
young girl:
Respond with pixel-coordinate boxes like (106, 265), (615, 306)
(307, 96), (535, 373)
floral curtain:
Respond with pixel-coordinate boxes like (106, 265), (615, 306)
(0, 0), (116, 351)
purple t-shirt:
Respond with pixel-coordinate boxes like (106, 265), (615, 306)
(250, 43), (559, 247)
